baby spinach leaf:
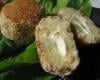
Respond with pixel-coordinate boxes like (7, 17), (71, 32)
(36, 0), (92, 16)
(0, 71), (14, 80)
(0, 42), (38, 72)
(0, 64), (54, 80)
(0, 0), (13, 10)
(0, 36), (18, 56)
(52, 0), (70, 13)
(15, 42), (38, 64)
(68, 0), (92, 16)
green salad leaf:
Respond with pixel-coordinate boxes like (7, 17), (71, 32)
(68, 0), (92, 16)
(0, 36), (18, 56)
(36, 0), (92, 16)
(36, 0), (54, 13)
(0, 0), (13, 10)
(0, 42), (38, 72)
(15, 42), (38, 64)
(0, 67), (54, 80)
(36, 0), (70, 14)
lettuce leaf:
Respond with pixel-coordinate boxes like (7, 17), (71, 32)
(36, 0), (92, 16)
(68, 0), (92, 16)
(36, 0), (70, 14)
(0, 42), (38, 72)
(0, 68), (54, 80)
(0, 36), (18, 56)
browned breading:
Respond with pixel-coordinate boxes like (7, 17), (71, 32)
(35, 16), (80, 77)
(0, 0), (43, 45)
(2, 0), (42, 24)
(58, 7), (100, 45)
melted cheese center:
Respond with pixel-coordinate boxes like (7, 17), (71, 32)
(49, 29), (67, 56)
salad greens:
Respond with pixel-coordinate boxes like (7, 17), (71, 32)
(0, 42), (38, 72)
(68, 0), (92, 16)
(0, 0), (92, 80)
(36, 0), (92, 16)
(0, 36), (18, 56)
(0, 68), (54, 80)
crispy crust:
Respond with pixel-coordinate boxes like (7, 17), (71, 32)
(35, 16), (80, 76)
(59, 7), (100, 45)
(0, 0), (43, 44)
(71, 14), (100, 45)
(58, 7), (82, 22)
(2, 0), (42, 24)
(0, 13), (35, 44)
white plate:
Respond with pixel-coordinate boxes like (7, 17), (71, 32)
(90, 0), (100, 8)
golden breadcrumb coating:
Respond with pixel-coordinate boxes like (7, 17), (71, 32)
(35, 16), (80, 77)
(2, 0), (42, 24)
(0, 0), (43, 44)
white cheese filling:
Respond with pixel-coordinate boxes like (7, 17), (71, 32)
(75, 16), (91, 35)
(56, 36), (67, 56)
(49, 29), (67, 56)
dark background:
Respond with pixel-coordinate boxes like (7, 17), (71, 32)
(79, 7), (100, 80)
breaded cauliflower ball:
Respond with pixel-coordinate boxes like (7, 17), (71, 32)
(35, 16), (80, 77)
(58, 7), (100, 45)
(0, 0), (43, 45)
